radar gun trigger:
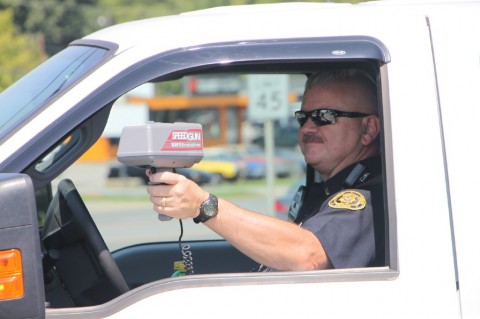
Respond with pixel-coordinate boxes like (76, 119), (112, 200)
(117, 122), (204, 221)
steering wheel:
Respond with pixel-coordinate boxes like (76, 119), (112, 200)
(42, 178), (129, 307)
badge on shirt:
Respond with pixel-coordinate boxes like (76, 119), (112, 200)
(328, 190), (366, 211)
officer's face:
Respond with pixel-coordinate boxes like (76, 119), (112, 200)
(298, 82), (377, 180)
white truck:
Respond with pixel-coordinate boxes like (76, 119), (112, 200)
(0, 1), (479, 318)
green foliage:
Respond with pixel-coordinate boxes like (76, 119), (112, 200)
(0, 0), (100, 56)
(94, 0), (369, 27)
(96, 0), (350, 23)
(0, 9), (44, 91)
(157, 80), (184, 96)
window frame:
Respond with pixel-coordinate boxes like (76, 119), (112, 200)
(30, 36), (396, 298)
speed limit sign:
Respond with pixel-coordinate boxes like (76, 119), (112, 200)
(247, 74), (289, 121)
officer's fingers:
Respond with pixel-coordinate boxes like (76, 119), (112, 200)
(147, 171), (176, 184)
(150, 194), (165, 206)
(147, 174), (190, 198)
(164, 171), (188, 184)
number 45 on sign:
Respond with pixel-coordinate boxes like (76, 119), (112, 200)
(247, 74), (289, 121)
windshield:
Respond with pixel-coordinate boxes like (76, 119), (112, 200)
(0, 45), (109, 141)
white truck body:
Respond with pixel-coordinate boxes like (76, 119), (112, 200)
(0, 1), (479, 318)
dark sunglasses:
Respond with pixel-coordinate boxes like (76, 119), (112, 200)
(294, 108), (371, 127)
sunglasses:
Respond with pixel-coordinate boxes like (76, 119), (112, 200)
(294, 108), (371, 127)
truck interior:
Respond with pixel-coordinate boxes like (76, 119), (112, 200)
(20, 39), (391, 308)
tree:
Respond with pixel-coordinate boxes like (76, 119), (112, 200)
(0, 9), (44, 91)
(0, 0), (100, 56)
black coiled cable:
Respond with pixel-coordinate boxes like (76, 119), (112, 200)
(178, 219), (194, 275)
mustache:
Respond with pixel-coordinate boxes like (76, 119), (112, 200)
(302, 134), (324, 143)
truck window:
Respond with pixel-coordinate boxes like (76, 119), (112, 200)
(51, 69), (389, 270)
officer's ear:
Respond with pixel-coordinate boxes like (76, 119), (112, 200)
(361, 115), (380, 146)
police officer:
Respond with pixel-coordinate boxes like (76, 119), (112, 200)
(147, 68), (384, 271)
(290, 69), (384, 268)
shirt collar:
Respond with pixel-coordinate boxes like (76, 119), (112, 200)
(319, 154), (382, 196)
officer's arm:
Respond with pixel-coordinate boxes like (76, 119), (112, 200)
(205, 198), (332, 271)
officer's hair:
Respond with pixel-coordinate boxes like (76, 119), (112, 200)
(305, 68), (378, 112)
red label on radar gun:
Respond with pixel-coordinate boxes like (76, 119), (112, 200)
(161, 129), (203, 151)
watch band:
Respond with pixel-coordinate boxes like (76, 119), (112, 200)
(193, 193), (218, 224)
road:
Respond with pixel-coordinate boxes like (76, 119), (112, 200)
(87, 197), (269, 251)
(57, 161), (284, 251)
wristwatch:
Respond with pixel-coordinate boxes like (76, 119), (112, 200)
(193, 193), (218, 224)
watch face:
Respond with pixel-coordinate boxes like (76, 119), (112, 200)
(204, 203), (216, 216)
(196, 194), (218, 223)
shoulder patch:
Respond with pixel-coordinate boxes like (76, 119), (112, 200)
(328, 190), (366, 211)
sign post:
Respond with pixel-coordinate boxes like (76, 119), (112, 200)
(247, 75), (289, 216)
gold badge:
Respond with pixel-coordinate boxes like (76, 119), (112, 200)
(328, 190), (366, 211)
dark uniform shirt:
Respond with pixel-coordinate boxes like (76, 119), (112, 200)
(295, 155), (385, 268)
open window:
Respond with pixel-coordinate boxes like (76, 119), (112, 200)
(28, 36), (394, 309)
(63, 63), (390, 277)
